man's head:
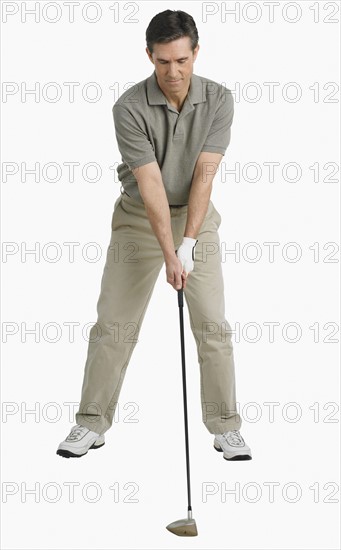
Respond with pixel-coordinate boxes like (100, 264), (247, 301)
(145, 10), (200, 96)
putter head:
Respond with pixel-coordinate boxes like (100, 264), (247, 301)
(166, 518), (198, 537)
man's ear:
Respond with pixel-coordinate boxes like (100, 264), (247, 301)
(146, 47), (154, 64)
(193, 43), (200, 62)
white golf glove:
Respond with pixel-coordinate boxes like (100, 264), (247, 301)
(176, 237), (198, 275)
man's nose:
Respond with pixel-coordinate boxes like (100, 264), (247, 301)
(167, 63), (179, 77)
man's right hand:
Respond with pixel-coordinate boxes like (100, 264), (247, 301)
(165, 254), (187, 290)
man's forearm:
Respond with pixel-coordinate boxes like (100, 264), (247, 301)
(132, 162), (176, 261)
(184, 152), (222, 238)
(139, 180), (176, 261)
(184, 177), (212, 239)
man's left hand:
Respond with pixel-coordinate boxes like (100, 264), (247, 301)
(176, 237), (198, 277)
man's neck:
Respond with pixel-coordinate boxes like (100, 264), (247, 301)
(157, 77), (191, 113)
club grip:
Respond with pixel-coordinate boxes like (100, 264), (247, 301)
(177, 287), (184, 307)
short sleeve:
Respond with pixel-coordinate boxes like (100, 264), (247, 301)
(201, 88), (234, 155)
(112, 104), (157, 170)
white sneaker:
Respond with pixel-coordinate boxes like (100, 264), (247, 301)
(56, 424), (105, 458)
(214, 430), (252, 461)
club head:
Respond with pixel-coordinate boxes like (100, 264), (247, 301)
(166, 518), (198, 537)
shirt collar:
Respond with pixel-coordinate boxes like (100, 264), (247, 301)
(146, 70), (206, 106)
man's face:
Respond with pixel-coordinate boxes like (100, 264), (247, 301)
(146, 36), (199, 95)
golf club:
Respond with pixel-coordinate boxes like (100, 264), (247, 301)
(166, 285), (198, 537)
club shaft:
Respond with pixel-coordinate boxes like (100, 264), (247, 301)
(178, 288), (192, 513)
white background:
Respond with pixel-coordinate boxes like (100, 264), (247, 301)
(1, 1), (340, 549)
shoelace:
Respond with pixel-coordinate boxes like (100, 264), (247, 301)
(223, 430), (244, 446)
(67, 425), (88, 441)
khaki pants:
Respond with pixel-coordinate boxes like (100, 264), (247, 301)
(75, 190), (242, 435)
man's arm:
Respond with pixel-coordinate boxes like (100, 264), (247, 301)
(131, 161), (185, 290)
(184, 151), (223, 239)
(131, 161), (174, 260)
(183, 86), (234, 239)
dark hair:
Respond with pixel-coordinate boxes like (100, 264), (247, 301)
(146, 10), (199, 54)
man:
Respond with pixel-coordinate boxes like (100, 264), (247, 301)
(57, 10), (252, 461)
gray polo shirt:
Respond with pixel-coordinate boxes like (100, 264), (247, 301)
(112, 70), (234, 205)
